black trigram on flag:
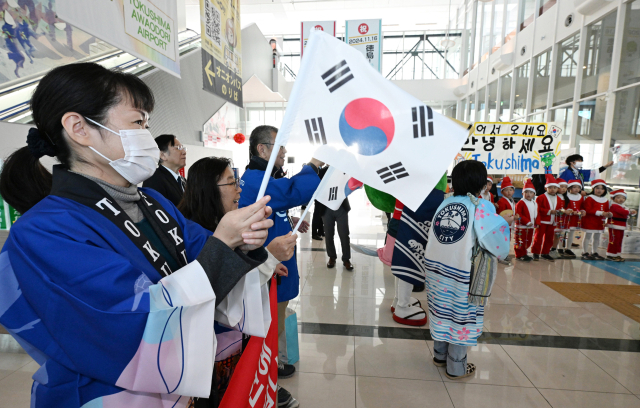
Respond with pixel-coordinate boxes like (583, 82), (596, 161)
(321, 60), (354, 93)
(304, 118), (327, 146)
(328, 186), (338, 201)
(412, 105), (434, 138)
(377, 162), (409, 184)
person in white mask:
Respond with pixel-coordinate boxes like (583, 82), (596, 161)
(0, 62), (276, 408)
(559, 154), (614, 196)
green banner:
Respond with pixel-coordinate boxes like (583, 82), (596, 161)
(9, 205), (20, 225)
(0, 196), (6, 230)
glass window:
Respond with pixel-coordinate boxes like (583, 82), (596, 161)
(529, 113), (545, 122)
(539, 0), (557, 16)
(504, 0), (518, 44)
(582, 12), (616, 99)
(492, 0), (505, 53)
(473, 2), (482, 67)
(480, 2), (492, 62)
(520, 0), (536, 31)
(460, 98), (468, 121)
(443, 101), (458, 119)
(477, 87), (487, 121)
(514, 62), (530, 119)
(608, 85), (640, 185)
(549, 106), (573, 143)
(576, 98), (607, 170)
(531, 50), (552, 113)
(464, 4), (473, 74)
(488, 81), (498, 121)
(499, 72), (512, 121)
(468, 93), (476, 123)
(553, 34), (580, 106)
(619, 0), (640, 88)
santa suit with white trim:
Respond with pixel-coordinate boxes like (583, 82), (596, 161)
(607, 189), (631, 257)
(480, 176), (495, 204)
(532, 175), (563, 256)
(581, 179), (610, 254)
(563, 180), (584, 251)
(514, 180), (537, 258)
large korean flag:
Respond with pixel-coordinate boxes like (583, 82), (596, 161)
(315, 170), (363, 211)
(279, 30), (469, 210)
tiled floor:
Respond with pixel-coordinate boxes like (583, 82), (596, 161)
(2, 192), (640, 407)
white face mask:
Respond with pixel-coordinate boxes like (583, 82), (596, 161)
(574, 161), (583, 169)
(86, 118), (159, 185)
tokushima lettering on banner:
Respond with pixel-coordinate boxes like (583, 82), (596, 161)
(345, 19), (382, 72)
(461, 122), (563, 174)
(301, 21), (335, 56)
(56, 0), (181, 77)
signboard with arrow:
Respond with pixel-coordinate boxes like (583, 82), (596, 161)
(201, 49), (243, 106)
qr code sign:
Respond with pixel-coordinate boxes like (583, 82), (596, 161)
(204, 0), (221, 47)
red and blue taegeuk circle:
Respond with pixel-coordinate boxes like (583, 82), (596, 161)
(344, 177), (363, 196)
(338, 98), (395, 156)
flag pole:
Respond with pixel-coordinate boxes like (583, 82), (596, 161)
(292, 166), (336, 234)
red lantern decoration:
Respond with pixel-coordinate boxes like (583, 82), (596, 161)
(233, 133), (246, 144)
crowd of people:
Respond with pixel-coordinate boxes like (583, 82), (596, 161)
(0, 62), (637, 406)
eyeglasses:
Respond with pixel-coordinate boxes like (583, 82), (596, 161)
(175, 145), (188, 152)
(218, 178), (240, 189)
(261, 142), (284, 151)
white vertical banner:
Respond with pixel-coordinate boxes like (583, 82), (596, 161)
(345, 19), (382, 72)
(56, 0), (181, 78)
(301, 21), (335, 57)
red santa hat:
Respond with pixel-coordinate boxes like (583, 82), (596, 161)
(568, 179), (582, 188)
(590, 179), (607, 189)
(544, 174), (559, 188)
(556, 178), (568, 186)
(500, 176), (514, 190)
(487, 177), (493, 184)
(610, 189), (627, 198)
(523, 179), (536, 193)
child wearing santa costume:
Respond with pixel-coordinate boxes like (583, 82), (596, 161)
(581, 179), (612, 260)
(532, 174), (564, 261)
(607, 189), (637, 262)
(497, 177), (516, 265)
(549, 178), (569, 259)
(561, 180), (586, 259)
(480, 177), (495, 204)
(514, 179), (537, 262)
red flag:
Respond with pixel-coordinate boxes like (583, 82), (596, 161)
(219, 277), (278, 408)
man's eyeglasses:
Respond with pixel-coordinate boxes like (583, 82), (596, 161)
(175, 145), (188, 152)
(261, 142), (284, 151)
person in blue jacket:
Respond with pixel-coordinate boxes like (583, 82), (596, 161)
(0, 63), (274, 408)
(238, 125), (322, 379)
(558, 154), (613, 193)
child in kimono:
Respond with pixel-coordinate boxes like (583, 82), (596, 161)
(532, 174), (564, 261)
(561, 180), (585, 259)
(549, 178), (569, 258)
(606, 189), (637, 261)
(425, 161), (511, 380)
(582, 179), (612, 260)
(514, 179), (537, 262)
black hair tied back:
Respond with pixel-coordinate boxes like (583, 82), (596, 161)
(26, 127), (56, 159)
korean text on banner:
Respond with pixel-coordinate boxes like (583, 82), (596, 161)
(301, 21), (335, 56)
(461, 122), (563, 174)
(278, 30), (469, 211)
(345, 19), (382, 72)
(56, 0), (180, 77)
(200, 0), (243, 107)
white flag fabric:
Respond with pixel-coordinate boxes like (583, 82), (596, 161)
(315, 170), (363, 211)
(278, 30), (469, 210)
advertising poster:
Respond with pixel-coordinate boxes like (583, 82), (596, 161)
(56, 0), (181, 77)
(461, 122), (563, 174)
(200, 0), (243, 107)
(345, 19), (382, 72)
(300, 21), (335, 56)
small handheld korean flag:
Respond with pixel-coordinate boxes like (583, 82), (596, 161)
(275, 30), (470, 210)
(316, 170), (363, 211)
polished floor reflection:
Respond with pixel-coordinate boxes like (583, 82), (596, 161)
(1, 192), (640, 407)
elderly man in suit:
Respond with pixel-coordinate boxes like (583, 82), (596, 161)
(143, 134), (187, 206)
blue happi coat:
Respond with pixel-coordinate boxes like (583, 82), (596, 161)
(425, 196), (509, 346)
(0, 167), (254, 407)
(239, 163), (320, 302)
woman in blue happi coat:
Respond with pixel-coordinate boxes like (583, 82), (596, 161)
(0, 62), (275, 408)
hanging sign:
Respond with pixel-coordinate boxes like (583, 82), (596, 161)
(56, 0), (181, 77)
(461, 122), (563, 174)
(345, 19), (382, 72)
(301, 21), (335, 56)
(200, 0), (243, 107)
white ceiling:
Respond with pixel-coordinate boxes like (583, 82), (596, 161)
(184, 0), (459, 37)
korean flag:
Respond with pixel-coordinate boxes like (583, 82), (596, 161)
(276, 30), (469, 210)
(315, 170), (363, 211)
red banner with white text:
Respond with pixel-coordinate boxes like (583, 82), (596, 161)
(219, 277), (278, 408)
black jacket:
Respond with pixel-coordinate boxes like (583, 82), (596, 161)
(142, 165), (184, 207)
